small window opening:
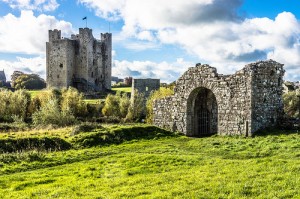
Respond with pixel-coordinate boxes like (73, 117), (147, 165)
(91, 72), (94, 78)
(59, 63), (63, 68)
(57, 75), (60, 78)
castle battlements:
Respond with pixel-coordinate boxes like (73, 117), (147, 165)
(46, 28), (112, 92)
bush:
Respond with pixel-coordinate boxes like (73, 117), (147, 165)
(126, 90), (145, 122)
(0, 89), (30, 122)
(102, 94), (121, 118)
(32, 99), (76, 127)
(283, 91), (299, 118)
(146, 87), (174, 123)
(61, 87), (87, 117)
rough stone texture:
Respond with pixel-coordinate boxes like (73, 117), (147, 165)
(46, 28), (112, 92)
(153, 60), (284, 136)
(131, 79), (160, 99)
(0, 70), (6, 83)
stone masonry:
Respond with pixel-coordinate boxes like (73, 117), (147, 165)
(153, 60), (285, 136)
(46, 28), (112, 92)
(131, 78), (160, 99)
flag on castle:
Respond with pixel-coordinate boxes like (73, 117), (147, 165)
(82, 16), (87, 20)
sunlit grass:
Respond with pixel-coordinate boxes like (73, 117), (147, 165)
(0, 128), (299, 198)
(112, 87), (131, 93)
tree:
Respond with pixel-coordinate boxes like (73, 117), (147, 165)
(11, 71), (24, 88)
(126, 90), (145, 122)
(13, 74), (46, 90)
(283, 91), (299, 118)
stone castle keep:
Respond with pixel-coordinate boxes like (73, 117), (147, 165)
(153, 60), (285, 136)
(46, 28), (112, 92)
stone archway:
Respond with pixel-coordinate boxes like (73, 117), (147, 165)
(186, 87), (218, 137)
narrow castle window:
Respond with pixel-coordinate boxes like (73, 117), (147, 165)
(59, 63), (63, 68)
(91, 72), (94, 78)
(57, 75), (60, 78)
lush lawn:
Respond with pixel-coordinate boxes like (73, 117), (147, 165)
(112, 87), (131, 93)
(83, 99), (104, 105)
(27, 90), (46, 98)
(0, 128), (299, 198)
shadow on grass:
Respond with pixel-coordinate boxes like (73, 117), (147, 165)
(253, 128), (299, 137)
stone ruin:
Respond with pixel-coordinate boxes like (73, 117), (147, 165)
(131, 78), (160, 99)
(46, 28), (112, 93)
(153, 60), (285, 136)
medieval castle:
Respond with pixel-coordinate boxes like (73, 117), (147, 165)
(46, 28), (112, 92)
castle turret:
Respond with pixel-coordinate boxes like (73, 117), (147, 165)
(49, 29), (61, 42)
(101, 33), (112, 90)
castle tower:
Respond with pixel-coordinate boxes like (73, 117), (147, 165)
(46, 28), (112, 92)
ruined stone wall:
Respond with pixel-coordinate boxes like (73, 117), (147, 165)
(46, 28), (112, 92)
(250, 61), (284, 132)
(131, 79), (160, 98)
(153, 60), (284, 136)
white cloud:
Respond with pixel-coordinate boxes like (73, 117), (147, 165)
(0, 56), (46, 81)
(80, 0), (300, 81)
(0, 10), (73, 55)
(1, 0), (59, 11)
(112, 58), (193, 83)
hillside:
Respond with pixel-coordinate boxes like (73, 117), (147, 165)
(0, 126), (299, 198)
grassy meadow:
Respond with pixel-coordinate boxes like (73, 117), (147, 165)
(0, 125), (299, 198)
(111, 87), (131, 93)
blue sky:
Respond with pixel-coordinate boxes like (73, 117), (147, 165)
(0, 0), (300, 83)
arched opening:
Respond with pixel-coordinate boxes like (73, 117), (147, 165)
(186, 87), (218, 137)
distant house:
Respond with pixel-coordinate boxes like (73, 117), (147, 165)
(0, 70), (6, 83)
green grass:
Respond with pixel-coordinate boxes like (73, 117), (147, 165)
(0, 128), (299, 198)
(27, 90), (46, 98)
(111, 87), (131, 93)
(83, 99), (103, 105)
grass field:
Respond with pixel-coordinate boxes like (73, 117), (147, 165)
(0, 126), (299, 198)
(111, 87), (131, 93)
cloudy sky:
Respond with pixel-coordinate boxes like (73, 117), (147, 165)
(0, 0), (300, 83)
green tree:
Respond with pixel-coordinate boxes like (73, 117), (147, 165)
(32, 98), (75, 126)
(102, 94), (121, 118)
(61, 87), (87, 117)
(13, 74), (46, 90)
(283, 91), (300, 118)
(126, 90), (145, 122)
(0, 89), (30, 122)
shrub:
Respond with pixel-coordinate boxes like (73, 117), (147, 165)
(283, 91), (299, 118)
(32, 99), (76, 127)
(61, 87), (87, 117)
(0, 89), (30, 122)
(126, 90), (145, 122)
(102, 94), (121, 118)
(146, 87), (174, 123)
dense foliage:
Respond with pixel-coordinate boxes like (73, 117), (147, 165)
(0, 89), (30, 122)
(102, 90), (145, 122)
(0, 88), (87, 126)
(11, 71), (46, 90)
(283, 91), (299, 118)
